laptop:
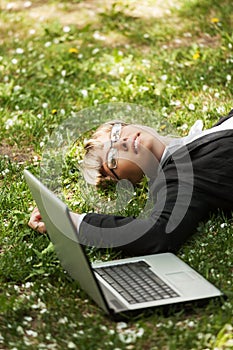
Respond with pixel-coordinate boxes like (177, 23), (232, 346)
(24, 169), (223, 317)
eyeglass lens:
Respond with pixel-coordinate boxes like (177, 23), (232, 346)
(107, 123), (122, 170)
(111, 123), (121, 142)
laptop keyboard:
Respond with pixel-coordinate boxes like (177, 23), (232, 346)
(95, 261), (179, 304)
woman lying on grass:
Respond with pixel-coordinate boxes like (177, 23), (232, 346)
(29, 109), (233, 256)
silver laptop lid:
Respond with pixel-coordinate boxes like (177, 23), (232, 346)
(24, 169), (110, 314)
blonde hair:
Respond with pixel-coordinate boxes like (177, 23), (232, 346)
(82, 120), (128, 186)
(82, 120), (173, 186)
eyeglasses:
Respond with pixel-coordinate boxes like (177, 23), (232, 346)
(107, 123), (122, 171)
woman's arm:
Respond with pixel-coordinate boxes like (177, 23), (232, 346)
(28, 207), (85, 234)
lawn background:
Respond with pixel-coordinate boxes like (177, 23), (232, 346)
(0, 0), (232, 349)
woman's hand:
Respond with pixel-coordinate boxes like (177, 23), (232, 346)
(28, 207), (47, 233)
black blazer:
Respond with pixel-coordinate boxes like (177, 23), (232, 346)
(79, 110), (233, 256)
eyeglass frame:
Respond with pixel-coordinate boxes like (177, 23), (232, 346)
(106, 123), (122, 180)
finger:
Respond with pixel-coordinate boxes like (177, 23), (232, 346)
(32, 208), (42, 219)
(28, 218), (35, 229)
(32, 207), (39, 214)
(28, 216), (40, 229)
(36, 222), (47, 234)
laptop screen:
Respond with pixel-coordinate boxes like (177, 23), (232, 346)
(24, 170), (110, 314)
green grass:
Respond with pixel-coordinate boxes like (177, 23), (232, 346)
(0, 0), (233, 349)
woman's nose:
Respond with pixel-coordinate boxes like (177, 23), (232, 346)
(118, 138), (129, 151)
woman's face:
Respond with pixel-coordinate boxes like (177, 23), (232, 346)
(95, 124), (162, 184)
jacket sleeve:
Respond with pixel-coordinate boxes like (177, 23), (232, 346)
(79, 155), (210, 256)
